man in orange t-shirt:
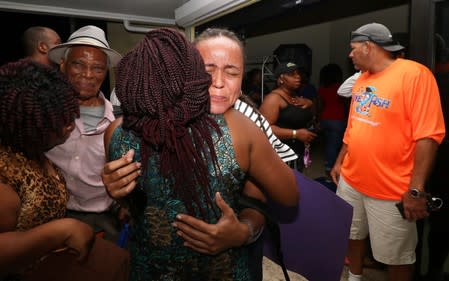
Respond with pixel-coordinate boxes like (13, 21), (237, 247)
(330, 23), (445, 281)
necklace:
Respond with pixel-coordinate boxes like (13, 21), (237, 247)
(275, 89), (302, 106)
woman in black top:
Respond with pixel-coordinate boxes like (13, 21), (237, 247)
(260, 62), (317, 170)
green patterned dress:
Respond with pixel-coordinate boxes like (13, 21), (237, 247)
(108, 114), (251, 281)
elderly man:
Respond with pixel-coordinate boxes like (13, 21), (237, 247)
(331, 23), (445, 281)
(46, 25), (122, 241)
(22, 26), (61, 67)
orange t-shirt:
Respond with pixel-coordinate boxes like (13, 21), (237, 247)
(341, 59), (446, 200)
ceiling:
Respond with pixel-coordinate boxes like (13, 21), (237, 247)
(198, 0), (409, 38)
(0, 0), (409, 34)
(0, 0), (188, 25)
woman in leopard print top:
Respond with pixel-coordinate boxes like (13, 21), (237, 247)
(0, 59), (93, 279)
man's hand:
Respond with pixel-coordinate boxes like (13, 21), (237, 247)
(331, 144), (347, 185)
(402, 138), (439, 221)
(172, 192), (249, 255)
(330, 162), (341, 185)
(102, 149), (141, 199)
(401, 191), (429, 221)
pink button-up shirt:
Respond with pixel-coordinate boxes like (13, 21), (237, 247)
(46, 93), (115, 212)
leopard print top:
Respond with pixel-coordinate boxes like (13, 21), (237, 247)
(0, 145), (68, 231)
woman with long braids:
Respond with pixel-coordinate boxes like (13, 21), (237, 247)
(105, 28), (297, 280)
(103, 28), (301, 281)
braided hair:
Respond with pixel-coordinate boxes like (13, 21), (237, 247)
(115, 28), (221, 217)
(0, 59), (79, 165)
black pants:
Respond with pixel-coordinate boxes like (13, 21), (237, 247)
(415, 141), (449, 281)
(66, 209), (120, 243)
(247, 236), (264, 281)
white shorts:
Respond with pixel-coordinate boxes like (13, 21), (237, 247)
(336, 176), (417, 265)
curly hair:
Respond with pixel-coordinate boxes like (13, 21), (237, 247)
(0, 59), (79, 165)
(115, 28), (221, 217)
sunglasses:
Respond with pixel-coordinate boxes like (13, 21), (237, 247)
(426, 194), (444, 212)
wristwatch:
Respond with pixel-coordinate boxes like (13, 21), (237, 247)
(409, 188), (426, 199)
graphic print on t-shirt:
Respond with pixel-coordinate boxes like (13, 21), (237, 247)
(351, 85), (391, 126)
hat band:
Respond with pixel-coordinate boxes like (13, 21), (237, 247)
(68, 35), (109, 48)
(350, 31), (394, 46)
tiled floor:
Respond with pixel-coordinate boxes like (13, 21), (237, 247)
(263, 257), (308, 281)
(261, 260), (395, 281)
(263, 261), (389, 281)
(340, 266), (388, 281)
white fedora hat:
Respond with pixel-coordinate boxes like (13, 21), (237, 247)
(48, 25), (122, 67)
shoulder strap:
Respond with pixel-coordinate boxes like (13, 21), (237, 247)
(271, 90), (291, 104)
(238, 195), (291, 281)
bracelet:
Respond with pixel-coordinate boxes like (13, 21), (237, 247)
(240, 219), (264, 245)
(292, 129), (297, 139)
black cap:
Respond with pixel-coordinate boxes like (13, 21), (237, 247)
(274, 62), (299, 78)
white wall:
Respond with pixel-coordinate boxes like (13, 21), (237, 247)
(107, 22), (146, 56)
(245, 4), (409, 87)
(106, 22), (146, 89)
(106, 22), (185, 89)
(245, 23), (331, 90)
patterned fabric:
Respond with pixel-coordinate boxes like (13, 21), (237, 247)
(0, 145), (67, 231)
(234, 99), (298, 163)
(108, 114), (251, 281)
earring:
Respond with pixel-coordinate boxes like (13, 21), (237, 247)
(240, 90), (243, 97)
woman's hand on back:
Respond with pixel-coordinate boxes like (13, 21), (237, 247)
(173, 192), (249, 255)
(60, 218), (95, 261)
(102, 149), (141, 199)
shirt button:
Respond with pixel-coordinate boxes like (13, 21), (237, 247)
(74, 156), (80, 160)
